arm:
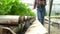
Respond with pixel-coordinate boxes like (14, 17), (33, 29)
(34, 0), (37, 9)
(44, 0), (46, 5)
(42, 0), (46, 6)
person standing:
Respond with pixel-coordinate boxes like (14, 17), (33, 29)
(33, 0), (46, 25)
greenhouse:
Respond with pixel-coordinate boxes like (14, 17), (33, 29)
(0, 0), (60, 34)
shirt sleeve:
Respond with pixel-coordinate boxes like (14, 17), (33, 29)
(34, 0), (37, 9)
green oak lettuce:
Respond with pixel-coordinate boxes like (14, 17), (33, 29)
(0, 0), (35, 16)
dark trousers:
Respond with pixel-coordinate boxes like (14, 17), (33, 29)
(37, 6), (46, 25)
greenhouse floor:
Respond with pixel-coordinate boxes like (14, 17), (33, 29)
(45, 23), (60, 34)
(25, 18), (48, 34)
(25, 17), (60, 34)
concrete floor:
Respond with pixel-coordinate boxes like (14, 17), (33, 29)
(25, 19), (48, 34)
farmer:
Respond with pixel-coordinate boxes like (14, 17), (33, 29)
(33, 0), (46, 25)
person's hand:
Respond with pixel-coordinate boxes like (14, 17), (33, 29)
(33, 7), (35, 10)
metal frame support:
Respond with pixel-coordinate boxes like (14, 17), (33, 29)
(48, 0), (53, 34)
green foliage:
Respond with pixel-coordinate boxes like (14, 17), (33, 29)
(0, 0), (15, 15)
(0, 0), (35, 16)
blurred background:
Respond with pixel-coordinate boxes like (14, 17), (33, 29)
(22, 0), (60, 16)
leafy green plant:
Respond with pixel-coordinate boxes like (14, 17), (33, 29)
(0, 0), (35, 16)
(0, 0), (15, 15)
